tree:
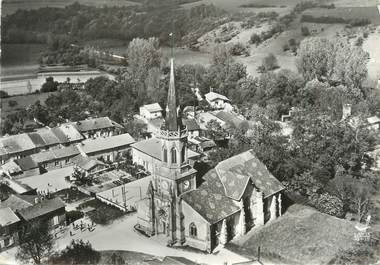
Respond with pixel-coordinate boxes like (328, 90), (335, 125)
(41, 77), (58, 92)
(49, 240), (101, 265)
(205, 119), (228, 141)
(297, 37), (368, 88)
(16, 221), (55, 264)
(210, 44), (234, 68)
(127, 37), (162, 84)
(0, 90), (9, 98)
(301, 26), (310, 36)
(259, 53), (279, 72)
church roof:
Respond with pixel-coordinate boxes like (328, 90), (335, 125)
(182, 169), (240, 224)
(216, 150), (284, 200)
(165, 58), (181, 131)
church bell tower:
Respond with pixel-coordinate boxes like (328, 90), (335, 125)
(151, 57), (197, 245)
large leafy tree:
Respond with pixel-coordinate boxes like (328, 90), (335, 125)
(16, 221), (55, 264)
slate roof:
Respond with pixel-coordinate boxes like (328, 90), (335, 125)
(0, 194), (34, 212)
(0, 134), (36, 156)
(72, 117), (119, 132)
(216, 150), (284, 200)
(0, 207), (20, 226)
(182, 119), (200, 131)
(182, 169), (240, 224)
(142, 103), (163, 113)
(80, 133), (135, 154)
(15, 156), (39, 171)
(205, 92), (230, 102)
(132, 138), (200, 161)
(18, 197), (65, 221)
(132, 138), (162, 160)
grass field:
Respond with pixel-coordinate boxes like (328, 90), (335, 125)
(0, 92), (56, 119)
(1, 0), (139, 16)
(229, 204), (358, 264)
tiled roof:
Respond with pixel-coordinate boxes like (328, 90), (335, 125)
(182, 119), (200, 131)
(35, 128), (60, 146)
(71, 155), (106, 171)
(214, 111), (245, 127)
(18, 197), (65, 221)
(27, 132), (47, 147)
(71, 117), (117, 132)
(52, 145), (80, 159)
(15, 156), (39, 171)
(52, 124), (83, 143)
(182, 169), (240, 224)
(205, 92), (230, 102)
(132, 138), (161, 160)
(142, 103), (163, 113)
(31, 150), (56, 163)
(216, 150), (284, 200)
(0, 194), (34, 212)
(0, 207), (20, 226)
(80, 133), (135, 154)
(0, 161), (22, 175)
(0, 134), (36, 156)
(31, 146), (80, 164)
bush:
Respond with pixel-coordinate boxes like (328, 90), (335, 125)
(355, 37), (364, 46)
(288, 38), (296, 47)
(66, 210), (84, 224)
(8, 100), (18, 107)
(49, 240), (101, 265)
(41, 77), (58, 93)
(229, 42), (249, 56)
(283, 44), (290, 51)
(0, 90), (9, 98)
(259, 53), (279, 72)
(310, 193), (345, 218)
(301, 26), (310, 36)
(249, 33), (261, 45)
(363, 32), (369, 38)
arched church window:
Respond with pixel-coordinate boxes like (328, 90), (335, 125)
(181, 146), (186, 163)
(163, 148), (168, 163)
(189, 223), (197, 238)
(171, 147), (177, 164)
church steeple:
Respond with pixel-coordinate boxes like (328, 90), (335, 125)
(165, 58), (181, 131)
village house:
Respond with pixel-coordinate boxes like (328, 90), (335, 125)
(188, 136), (216, 153)
(0, 207), (20, 251)
(182, 119), (201, 138)
(0, 134), (38, 165)
(0, 195), (66, 251)
(77, 133), (136, 162)
(30, 145), (80, 171)
(139, 103), (163, 120)
(69, 117), (123, 139)
(135, 58), (285, 252)
(205, 91), (233, 112)
(71, 155), (108, 176)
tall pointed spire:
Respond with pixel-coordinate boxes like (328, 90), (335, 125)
(165, 58), (179, 131)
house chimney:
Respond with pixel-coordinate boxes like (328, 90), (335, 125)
(34, 197), (39, 204)
(342, 103), (352, 120)
(210, 87), (213, 93)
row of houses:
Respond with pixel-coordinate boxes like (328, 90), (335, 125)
(0, 133), (136, 180)
(0, 117), (122, 164)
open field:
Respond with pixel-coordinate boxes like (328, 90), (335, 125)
(303, 6), (380, 25)
(1, 0), (139, 16)
(0, 92), (56, 119)
(229, 204), (358, 264)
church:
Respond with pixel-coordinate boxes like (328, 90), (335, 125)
(136, 58), (285, 253)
